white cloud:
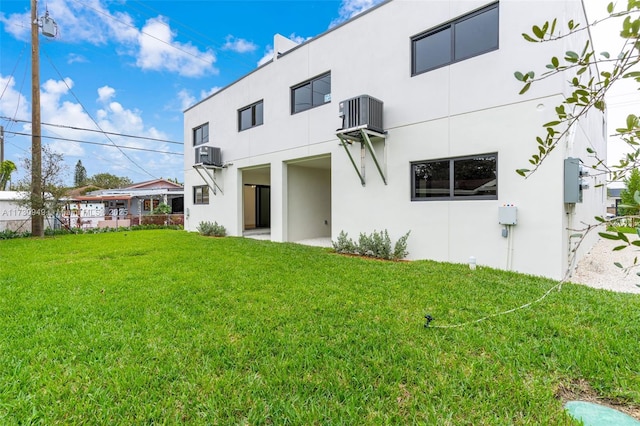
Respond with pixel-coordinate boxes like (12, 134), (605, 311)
(258, 47), (274, 67)
(0, 74), (30, 121)
(97, 86), (116, 103)
(1, 0), (216, 78)
(136, 17), (217, 77)
(0, 10), (30, 41)
(200, 87), (221, 100)
(330, 0), (383, 27)
(177, 90), (196, 111)
(67, 53), (88, 64)
(223, 35), (258, 53)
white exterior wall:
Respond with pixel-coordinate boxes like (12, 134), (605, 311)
(184, 0), (606, 280)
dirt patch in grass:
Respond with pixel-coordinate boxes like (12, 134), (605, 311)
(555, 378), (640, 420)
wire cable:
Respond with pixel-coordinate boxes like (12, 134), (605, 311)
(41, 46), (157, 178)
(0, 116), (183, 145)
(3, 129), (182, 156)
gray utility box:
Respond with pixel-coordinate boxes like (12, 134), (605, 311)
(339, 95), (384, 134)
(195, 146), (222, 167)
(564, 157), (587, 203)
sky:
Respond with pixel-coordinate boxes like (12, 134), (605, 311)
(0, 0), (637, 187)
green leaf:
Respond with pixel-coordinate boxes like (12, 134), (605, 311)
(522, 33), (537, 43)
(618, 232), (630, 243)
(586, 147), (595, 153)
(514, 71), (524, 81)
(519, 82), (531, 95)
(594, 216), (605, 223)
(551, 56), (559, 68)
(532, 25), (544, 39)
(613, 245), (627, 251)
(607, 2), (614, 13)
(515, 169), (529, 177)
(598, 232), (622, 240)
(631, 240), (640, 247)
(614, 262), (623, 268)
(543, 120), (561, 127)
(550, 18), (557, 35)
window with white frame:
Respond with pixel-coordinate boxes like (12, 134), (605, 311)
(193, 185), (210, 204)
(411, 3), (499, 75)
(411, 154), (497, 200)
(238, 100), (264, 131)
(291, 72), (331, 114)
(193, 123), (209, 146)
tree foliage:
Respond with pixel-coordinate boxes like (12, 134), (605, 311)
(87, 173), (133, 189)
(74, 160), (87, 187)
(0, 160), (17, 190)
(514, 0), (640, 179)
(18, 145), (69, 215)
(618, 168), (640, 215)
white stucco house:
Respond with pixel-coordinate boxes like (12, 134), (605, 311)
(183, 0), (606, 280)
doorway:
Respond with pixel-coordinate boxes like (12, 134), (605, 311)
(244, 184), (270, 229)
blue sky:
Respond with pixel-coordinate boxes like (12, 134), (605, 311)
(0, 0), (379, 185)
(0, 0), (636, 187)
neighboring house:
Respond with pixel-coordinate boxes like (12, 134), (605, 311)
(62, 179), (184, 229)
(606, 187), (622, 216)
(183, 0), (606, 280)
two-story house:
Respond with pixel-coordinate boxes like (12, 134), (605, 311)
(183, 0), (606, 280)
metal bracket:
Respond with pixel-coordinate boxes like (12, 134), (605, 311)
(193, 163), (223, 195)
(336, 126), (387, 186)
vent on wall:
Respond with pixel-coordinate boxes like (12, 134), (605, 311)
(339, 95), (384, 134)
(195, 146), (222, 167)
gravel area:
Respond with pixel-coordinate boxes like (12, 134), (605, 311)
(570, 238), (640, 294)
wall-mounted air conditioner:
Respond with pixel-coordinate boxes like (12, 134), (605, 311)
(195, 146), (222, 167)
(339, 95), (384, 133)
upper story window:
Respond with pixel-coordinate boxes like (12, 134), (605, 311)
(239, 100), (264, 131)
(193, 123), (209, 146)
(411, 153), (497, 200)
(411, 3), (499, 76)
(291, 72), (331, 114)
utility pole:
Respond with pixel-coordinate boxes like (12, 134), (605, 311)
(1, 125), (4, 163)
(31, 0), (44, 237)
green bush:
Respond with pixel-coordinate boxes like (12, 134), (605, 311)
(332, 229), (410, 260)
(197, 221), (226, 237)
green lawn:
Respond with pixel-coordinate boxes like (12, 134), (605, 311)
(0, 230), (638, 424)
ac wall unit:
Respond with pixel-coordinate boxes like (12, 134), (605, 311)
(195, 146), (222, 167)
(339, 95), (384, 134)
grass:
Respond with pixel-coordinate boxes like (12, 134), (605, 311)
(0, 230), (639, 424)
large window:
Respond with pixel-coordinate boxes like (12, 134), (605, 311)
(412, 154), (497, 200)
(412, 3), (499, 75)
(193, 185), (210, 204)
(291, 72), (331, 114)
(193, 123), (209, 146)
(238, 100), (264, 131)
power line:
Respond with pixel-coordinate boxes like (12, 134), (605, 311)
(3, 129), (182, 156)
(0, 116), (183, 145)
(41, 46), (157, 179)
(68, 0), (216, 67)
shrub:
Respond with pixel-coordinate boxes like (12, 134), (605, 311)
(197, 221), (226, 237)
(332, 229), (410, 260)
(332, 231), (357, 254)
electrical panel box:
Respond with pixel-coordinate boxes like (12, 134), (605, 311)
(564, 157), (589, 203)
(499, 205), (517, 225)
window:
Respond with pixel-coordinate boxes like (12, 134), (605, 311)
(412, 3), (499, 75)
(412, 154), (497, 200)
(193, 185), (210, 204)
(291, 72), (331, 114)
(193, 123), (209, 146)
(238, 100), (264, 131)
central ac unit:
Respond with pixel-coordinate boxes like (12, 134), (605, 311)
(195, 146), (222, 167)
(339, 95), (384, 133)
